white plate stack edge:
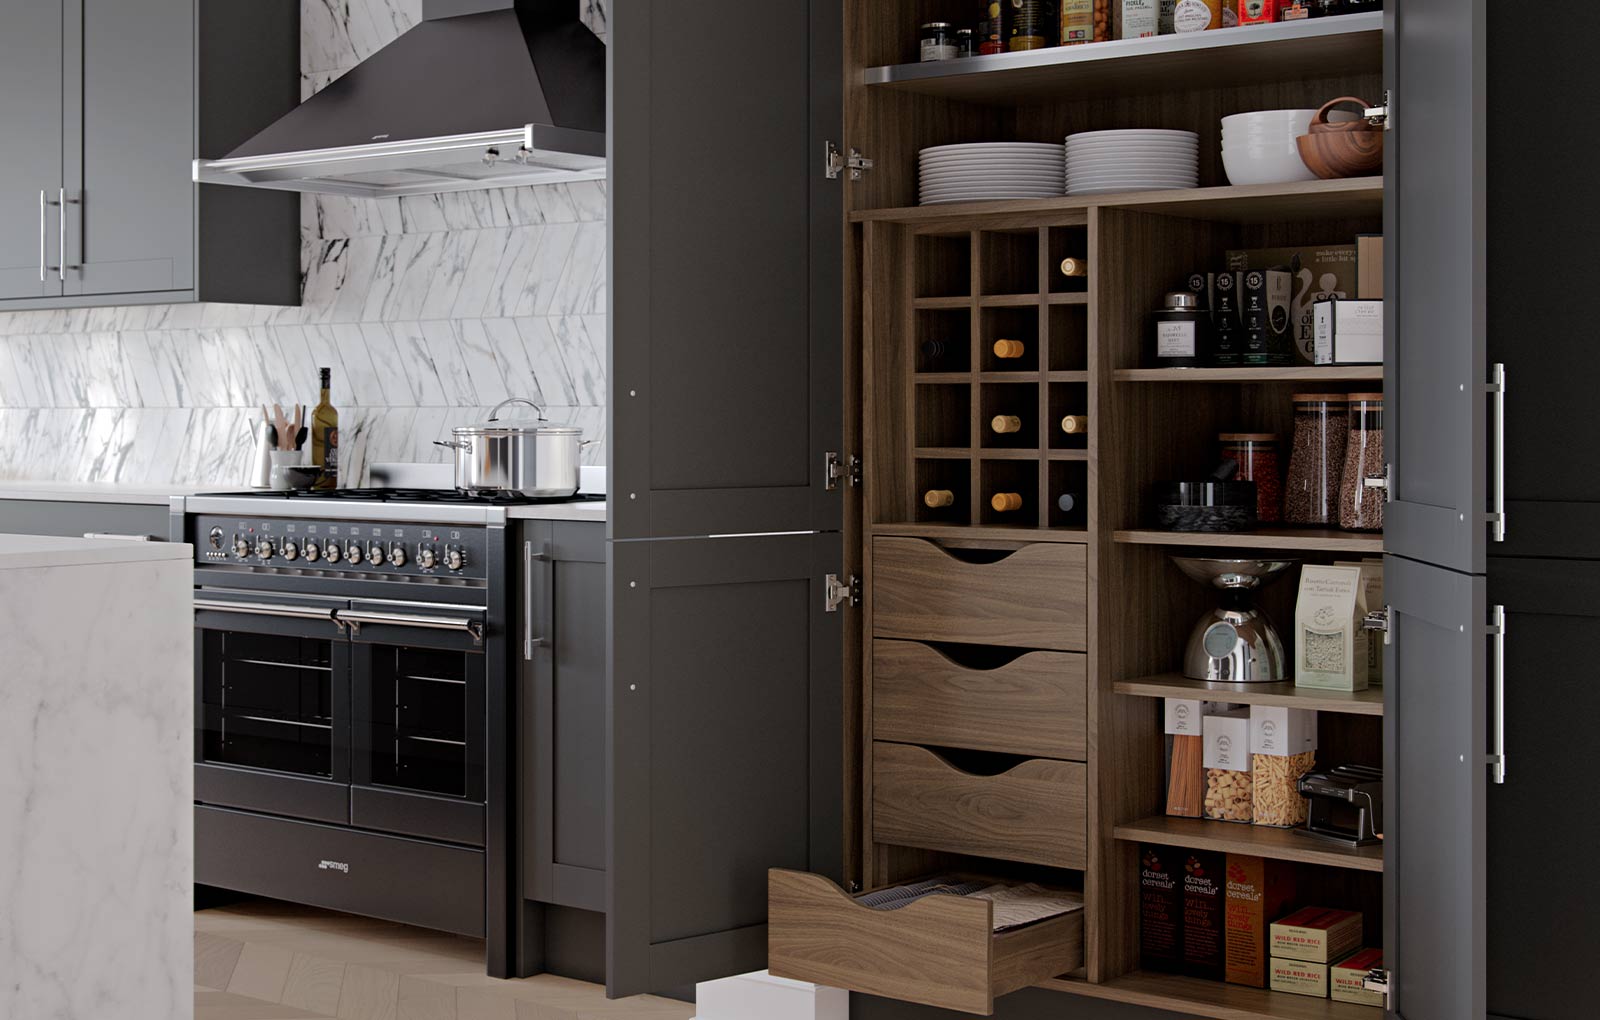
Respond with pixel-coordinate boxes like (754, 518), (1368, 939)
(918, 142), (1066, 205)
(1065, 129), (1200, 196)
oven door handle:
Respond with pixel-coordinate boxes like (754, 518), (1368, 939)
(194, 597), (339, 623)
(334, 608), (485, 645)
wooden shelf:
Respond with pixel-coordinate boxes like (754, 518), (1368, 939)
(913, 372), (972, 384)
(1115, 529), (1383, 554)
(1115, 365), (1383, 383)
(1115, 674), (1384, 717)
(911, 447), (973, 459)
(1047, 291), (1090, 305)
(864, 13), (1381, 103)
(872, 522), (1089, 544)
(1039, 972), (1382, 1020)
(852, 178), (1384, 225)
(1046, 450), (1090, 462)
(978, 293), (1042, 308)
(976, 371), (1041, 382)
(912, 295), (972, 309)
(1047, 370), (1089, 382)
(1115, 815), (1383, 873)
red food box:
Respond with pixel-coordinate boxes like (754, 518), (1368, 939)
(1224, 854), (1297, 987)
(1139, 845), (1184, 973)
(1270, 906), (1365, 963)
(1238, 0), (1279, 24)
(1182, 850), (1226, 981)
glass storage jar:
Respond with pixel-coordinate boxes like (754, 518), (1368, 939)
(1219, 433), (1282, 523)
(1339, 393), (1385, 531)
(1284, 394), (1348, 526)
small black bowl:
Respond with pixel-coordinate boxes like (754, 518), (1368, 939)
(1154, 481), (1258, 533)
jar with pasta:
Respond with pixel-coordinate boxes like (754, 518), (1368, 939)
(1249, 706), (1317, 827)
(1202, 708), (1253, 822)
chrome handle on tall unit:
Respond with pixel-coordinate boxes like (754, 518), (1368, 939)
(194, 597), (338, 622)
(57, 188), (66, 281)
(1489, 363), (1507, 542)
(524, 541), (549, 660)
(1489, 604), (1507, 784)
(38, 189), (46, 282)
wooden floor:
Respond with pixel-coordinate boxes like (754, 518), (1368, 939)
(194, 900), (695, 1020)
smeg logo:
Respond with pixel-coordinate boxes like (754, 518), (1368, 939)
(318, 859), (351, 874)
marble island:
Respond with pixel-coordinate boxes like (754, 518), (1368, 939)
(0, 535), (193, 1019)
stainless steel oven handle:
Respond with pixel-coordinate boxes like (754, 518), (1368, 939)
(194, 597), (338, 622)
(334, 608), (485, 645)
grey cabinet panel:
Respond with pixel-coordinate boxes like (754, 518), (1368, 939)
(1384, 555), (1486, 1020)
(0, 1), (64, 301)
(0, 499), (169, 540)
(609, 0), (843, 540)
(65, 0), (196, 296)
(1484, 558), (1597, 1020)
(1383, 0), (1488, 574)
(608, 532), (842, 997)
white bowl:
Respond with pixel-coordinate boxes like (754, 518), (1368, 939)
(1221, 144), (1316, 185)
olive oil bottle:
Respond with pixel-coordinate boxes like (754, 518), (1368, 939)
(311, 367), (340, 489)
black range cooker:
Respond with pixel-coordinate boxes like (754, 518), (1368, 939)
(174, 488), (599, 975)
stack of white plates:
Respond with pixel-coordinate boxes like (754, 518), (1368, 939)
(918, 143), (1066, 205)
(1064, 129), (1200, 195)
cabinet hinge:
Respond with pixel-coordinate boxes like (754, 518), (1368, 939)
(1363, 968), (1392, 1009)
(825, 140), (874, 180)
(1363, 462), (1393, 504)
(1362, 606), (1391, 646)
(1365, 89), (1392, 131)
(823, 573), (860, 613)
(824, 451), (861, 490)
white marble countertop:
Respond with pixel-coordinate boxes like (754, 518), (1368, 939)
(507, 500), (607, 522)
(0, 480), (197, 505)
(0, 533), (192, 570)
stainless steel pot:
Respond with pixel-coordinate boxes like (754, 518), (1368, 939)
(434, 398), (588, 497)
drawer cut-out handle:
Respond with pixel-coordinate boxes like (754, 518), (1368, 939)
(923, 641), (1034, 672)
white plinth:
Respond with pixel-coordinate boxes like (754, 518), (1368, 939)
(0, 536), (194, 1019)
(695, 971), (849, 1020)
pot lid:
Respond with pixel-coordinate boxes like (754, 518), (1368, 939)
(451, 397), (582, 435)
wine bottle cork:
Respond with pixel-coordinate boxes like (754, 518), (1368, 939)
(1060, 414), (1088, 434)
(992, 339), (1026, 359)
(991, 415), (1023, 434)
(1060, 257), (1088, 278)
(991, 492), (1024, 512)
(923, 489), (955, 508)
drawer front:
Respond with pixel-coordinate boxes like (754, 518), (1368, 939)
(873, 640), (1087, 760)
(768, 869), (1083, 1016)
(871, 538), (1087, 650)
(872, 742), (1086, 869)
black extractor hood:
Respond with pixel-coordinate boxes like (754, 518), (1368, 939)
(195, 0), (605, 198)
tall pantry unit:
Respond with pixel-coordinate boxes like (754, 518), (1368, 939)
(604, 2), (1593, 1019)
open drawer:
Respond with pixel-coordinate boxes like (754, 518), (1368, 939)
(768, 869), (1083, 1015)
(872, 742), (1086, 869)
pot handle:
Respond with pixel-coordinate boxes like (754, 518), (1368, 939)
(579, 439), (595, 447)
(488, 396), (547, 422)
(433, 439), (469, 451)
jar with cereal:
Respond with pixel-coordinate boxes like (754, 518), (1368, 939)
(1284, 393), (1348, 526)
(1338, 393), (1385, 531)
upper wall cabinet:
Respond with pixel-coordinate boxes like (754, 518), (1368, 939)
(0, 0), (300, 310)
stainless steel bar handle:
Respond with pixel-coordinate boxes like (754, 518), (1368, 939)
(524, 541), (549, 660)
(1490, 604), (1507, 784)
(83, 532), (155, 541)
(194, 597), (338, 622)
(334, 608), (485, 643)
(38, 189), (46, 283)
(1490, 362), (1507, 542)
(58, 188), (66, 281)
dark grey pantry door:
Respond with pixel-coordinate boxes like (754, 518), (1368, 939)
(1384, 555), (1487, 1020)
(608, 0), (844, 541)
(62, 0), (196, 298)
(0, 0), (65, 301)
(607, 532), (843, 998)
(1382, 0), (1489, 575)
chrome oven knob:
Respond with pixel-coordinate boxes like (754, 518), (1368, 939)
(281, 540), (299, 562)
(416, 545), (437, 570)
(324, 542), (342, 564)
(303, 540), (321, 562)
(346, 541), (363, 564)
(388, 544), (407, 568)
(367, 543), (386, 567)
(233, 537), (250, 559)
(255, 538), (275, 560)
(208, 526), (225, 550)
(445, 547), (466, 571)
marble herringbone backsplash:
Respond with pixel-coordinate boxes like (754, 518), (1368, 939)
(0, 0), (608, 488)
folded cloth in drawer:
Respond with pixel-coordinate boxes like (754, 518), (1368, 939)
(856, 877), (992, 909)
(968, 883), (1084, 933)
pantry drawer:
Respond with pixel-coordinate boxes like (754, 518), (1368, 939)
(768, 869), (1083, 1016)
(871, 538), (1086, 650)
(872, 742), (1086, 869)
(873, 640), (1087, 760)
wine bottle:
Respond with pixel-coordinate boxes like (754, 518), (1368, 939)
(1060, 414), (1088, 435)
(1057, 493), (1078, 514)
(1059, 257), (1088, 278)
(920, 339), (947, 362)
(991, 492), (1024, 512)
(991, 415), (1024, 434)
(923, 489), (956, 509)
(311, 366), (340, 490)
(992, 339), (1026, 359)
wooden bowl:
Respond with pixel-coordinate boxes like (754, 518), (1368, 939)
(1297, 129), (1383, 179)
(1308, 96), (1379, 133)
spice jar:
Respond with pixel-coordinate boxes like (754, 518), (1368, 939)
(980, 3), (1006, 54)
(1150, 291), (1210, 368)
(1220, 433), (1282, 523)
(1060, 0), (1109, 44)
(1007, 0), (1056, 50)
(1338, 393), (1385, 531)
(920, 22), (958, 61)
(1172, 0), (1223, 31)
(1284, 394), (1348, 526)
(956, 27), (977, 56)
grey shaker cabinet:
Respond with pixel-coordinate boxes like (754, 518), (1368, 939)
(0, 0), (300, 311)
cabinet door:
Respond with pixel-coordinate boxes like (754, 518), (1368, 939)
(1384, 555), (1487, 1020)
(1383, 0), (1489, 574)
(609, 0), (843, 541)
(1484, 558), (1598, 1020)
(0, 1), (64, 301)
(524, 523), (608, 913)
(63, 0), (195, 297)
(608, 533), (843, 997)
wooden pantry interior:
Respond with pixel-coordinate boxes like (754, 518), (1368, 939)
(768, 7), (1391, 1020)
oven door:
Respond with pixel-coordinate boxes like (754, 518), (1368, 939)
(194, 592), (352, 825)
(346, 601), (488, 848)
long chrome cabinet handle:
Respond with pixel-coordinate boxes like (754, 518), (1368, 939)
(1489, 604), (1507, 784)
(335, 608), (484, 644)
(194, 597), (337, 622)
(1489, 363), (1507, 542)
(38, 189), (46, 282)
(58, 188), (66, 281)
(525, 541), (549, 660)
